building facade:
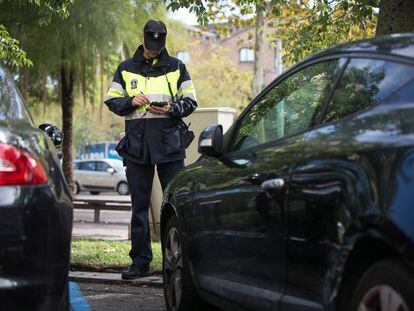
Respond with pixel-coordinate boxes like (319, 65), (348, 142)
(178, 23), (283, 86)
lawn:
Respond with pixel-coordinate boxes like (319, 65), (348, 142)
(70, 239), (163, 272)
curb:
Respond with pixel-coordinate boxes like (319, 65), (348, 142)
(69, 271), (163, 288)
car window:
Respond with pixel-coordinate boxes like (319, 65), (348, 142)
(108, 159), (124, 171)
(232, 60), (341, 151)
(74, 162), (80, 170)
(78, 161), (95, 171)
(0, 67), (33, 124)
(323, 59), (414, 123)
(96, 162), (110, 172)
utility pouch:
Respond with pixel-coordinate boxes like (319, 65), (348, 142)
(176, 119), (195, 149)
(116, 129), (143, 159)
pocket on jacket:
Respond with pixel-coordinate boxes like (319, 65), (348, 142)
(116, 129), (143, 159)
(161, 126), (181, 155)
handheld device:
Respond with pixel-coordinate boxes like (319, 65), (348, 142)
(149, 101), (166, 107)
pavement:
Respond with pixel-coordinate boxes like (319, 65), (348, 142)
(71, 281), (165, 311)
(70, 191), (164, 310)
(69, 271), (163, 288)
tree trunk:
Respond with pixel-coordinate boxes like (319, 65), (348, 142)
(39, 66), (48, 116)
(376, 0), (414, 36)
(90, 55), (96, 114)
(81, 54), (87, 107)
(99, 53), (105, 123)
(60, 58), (75, 197)
(252, 9), (265, 97)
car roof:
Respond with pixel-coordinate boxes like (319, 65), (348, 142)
(307, 33), (414, 61)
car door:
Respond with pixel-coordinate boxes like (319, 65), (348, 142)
(76, 161), (96, 189)
(95, 161), (116, 190)
(187, 59), (342, 310)
(283, 57), (414, 310)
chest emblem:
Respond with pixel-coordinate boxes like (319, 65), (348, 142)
(130, 79), (138, 89)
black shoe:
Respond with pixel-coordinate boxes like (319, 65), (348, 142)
(121, 265), (153, 280)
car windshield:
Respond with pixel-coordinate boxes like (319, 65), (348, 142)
(0, 67), (34, 124)
(107, 159), (124, 171)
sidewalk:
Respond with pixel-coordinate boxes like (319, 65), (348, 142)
(71, 207), (164, 288)
(72, 221), (129, 240)
(73, 208), (130, 240)
(69, 271), (163, 288)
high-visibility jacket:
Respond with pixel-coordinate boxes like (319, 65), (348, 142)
(105, 46), (197, 165)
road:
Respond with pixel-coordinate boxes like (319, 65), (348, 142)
(74, 282), (165, 311)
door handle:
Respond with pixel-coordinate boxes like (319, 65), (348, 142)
(261, 178), (285, 190)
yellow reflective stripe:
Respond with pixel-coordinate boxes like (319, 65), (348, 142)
(121, 69), (180, 98)
(121, 71), (147, 96)
(180, 86), (196, 95)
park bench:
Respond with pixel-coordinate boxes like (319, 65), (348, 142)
(73, 197), (131, 223)
(73, 196), (159, 240)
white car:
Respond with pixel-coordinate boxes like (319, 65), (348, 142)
(74, 159), (129, 195)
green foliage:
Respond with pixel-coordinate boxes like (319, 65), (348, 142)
(167, 0), (379, 63)
(0, 0), (72, 67)
(0, 25), (32, 67)
(71, 239), (162, 270)
(188, 45), (253, 112)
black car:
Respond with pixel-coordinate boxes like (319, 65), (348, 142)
(160, 33), (414, 311)
(0, 66), (73, 310)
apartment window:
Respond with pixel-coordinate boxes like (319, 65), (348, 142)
(240, 48), (254, 62)
(177, 51), (190, 64)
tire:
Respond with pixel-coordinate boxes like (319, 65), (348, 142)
(74, 182), (80, 195)
(163, 216), (209, 311)
(349, 258), (414, 311)
(89, 191), (100, 195)
(117, 182), (129, 195)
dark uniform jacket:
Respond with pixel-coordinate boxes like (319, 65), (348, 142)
(105, 45), (197, 165)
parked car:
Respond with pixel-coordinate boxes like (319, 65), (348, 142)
(160, 33), (414, 311)
(74, 158), (129, 195)
(0, 66), (73, 310)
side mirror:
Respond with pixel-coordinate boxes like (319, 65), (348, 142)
(198, 124), (223, 158)
(107, 168), (115, 174)
(39, 123), (64, 147)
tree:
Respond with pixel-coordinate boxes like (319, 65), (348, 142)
(167, 0), (413, 63)
(0, 0), (71, 67)
(188, 45), (252, 112)
(1, 0), (165, 194)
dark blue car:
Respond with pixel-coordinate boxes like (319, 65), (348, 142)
(0, 66), (72, 310)
(161, 34), (414, 311)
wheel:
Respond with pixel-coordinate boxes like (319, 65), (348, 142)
(163, 216), (209, 311)
(117, 182), (129, 195)
(89, 191), (100, 195)
(74, 182), (80, 195)
(349, 258), (414, 311)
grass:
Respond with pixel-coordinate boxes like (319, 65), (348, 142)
(70, 239), (162, 271)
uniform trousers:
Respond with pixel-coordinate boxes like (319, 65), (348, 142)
(126, 159), (184, 267)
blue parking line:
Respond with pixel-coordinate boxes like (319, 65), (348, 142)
(69, 282), (92, 311)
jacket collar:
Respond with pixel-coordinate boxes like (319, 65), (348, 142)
(132, 45), (171, 67)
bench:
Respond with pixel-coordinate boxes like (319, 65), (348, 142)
(73, 198), (131, 223)
(73, 196), (159, 240)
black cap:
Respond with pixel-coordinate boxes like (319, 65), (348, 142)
(143, 20), (167, 52)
